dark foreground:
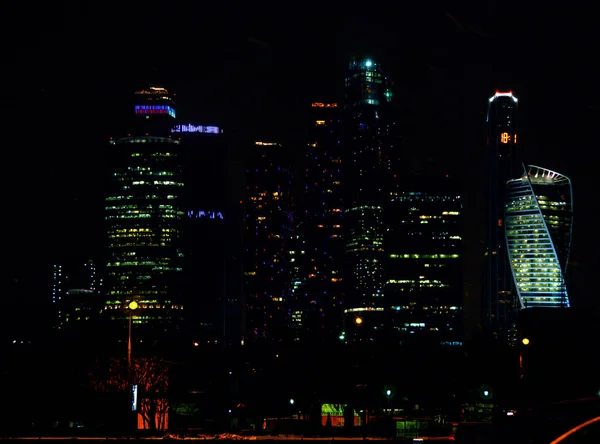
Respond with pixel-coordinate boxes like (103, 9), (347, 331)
(0, 438), (454, 442)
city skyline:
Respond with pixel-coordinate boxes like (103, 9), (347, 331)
(3, 4), (600, 440)
(5, 5), (596, 315)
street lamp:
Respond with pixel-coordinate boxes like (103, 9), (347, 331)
(520, 337), (530, 379)
(127, 300), (139, 434)
(127, 300), (139, 370)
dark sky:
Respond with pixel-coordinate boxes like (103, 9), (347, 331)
(4, 2), (597, 309)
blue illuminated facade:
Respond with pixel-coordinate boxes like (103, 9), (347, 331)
(172, 124), (221, 134)
(505, 165), (573, 309)
(187, 210), (224, 220)
(132, 86), (177, 136)
(134, 105), (176, 118)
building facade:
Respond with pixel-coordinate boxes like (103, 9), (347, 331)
(243, 141), (294, 343)
(51, 259), (102, 331)
(385, 176), (464, 345)
(484, 91), (521, 341)
(288, 102), (344, 343)
(103, 86), (184, 339)
(175, 123), (244, 346)
(505, 165), (573, 309)
(342, 57), (394, 342)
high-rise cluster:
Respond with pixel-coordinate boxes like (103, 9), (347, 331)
(53, 61), (577, 353)
(241, 57), (465, 346)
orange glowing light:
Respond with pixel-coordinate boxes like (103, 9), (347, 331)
(500, 132), (510, 144)
(514, 134), (517, 143)
(355, 317), (363, 325)
(311, 102), (338, 108)
(550, 416), (600, 443)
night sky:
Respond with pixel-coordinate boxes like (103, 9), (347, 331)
(5, 2), (597, 312)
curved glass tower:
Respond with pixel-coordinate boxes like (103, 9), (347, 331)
(505, 165), (573, 309)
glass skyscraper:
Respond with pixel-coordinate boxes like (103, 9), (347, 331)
(289, 102), (344, 343)
(505, 165), (573, 309)
(484, 91), (521, 340)
(103, 86), (184, 337)
(175, 124), (242, 345)
(243, 141), (293, 343)
(342, 57), (394, 342)
(52, 259), (101, 331)
(386, 176), (464, 345)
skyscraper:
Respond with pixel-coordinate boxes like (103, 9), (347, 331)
(505, 165), (573, 309)
(342, 57), (394, 342)
(173, 122), (244, 346)
(386, 176), (464, 345)
(484, 91), (520, 341)
(174, 123), (232, 343)
(52, 259), (102, 331)
(243, 141), (293, 343)
(289, 102), (344, 343)
(103, 85), (184, 339)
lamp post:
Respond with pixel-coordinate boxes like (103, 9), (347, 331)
(127, 300), (139, 436)
(128, 301), (139, 370)
(520, 337), (530, 380)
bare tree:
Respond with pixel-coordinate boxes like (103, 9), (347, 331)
(90, 357), (169, 431)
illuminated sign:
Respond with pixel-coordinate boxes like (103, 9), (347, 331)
(500, 132), (517, 144)
(312, 102), (337, 108)
(135, 105), (175, 118)
(171, 124), (221, 134)
(132, 385), (138, 412)
(187, 210), (224, 220)
(255, 141), (279, 146)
